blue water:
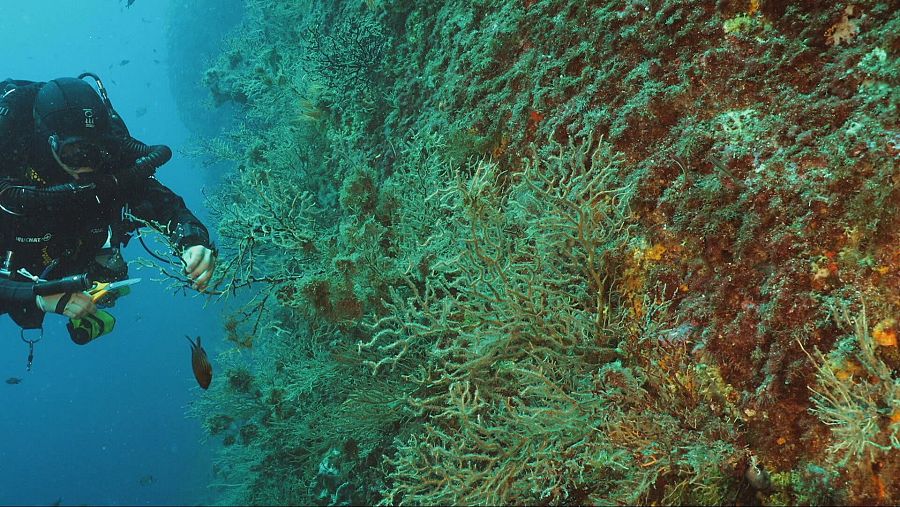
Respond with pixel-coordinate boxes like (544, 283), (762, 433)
(0, 1), (223, 504)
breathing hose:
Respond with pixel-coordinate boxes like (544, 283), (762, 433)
(0, 140), (172, 216)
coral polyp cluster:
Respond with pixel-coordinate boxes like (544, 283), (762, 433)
(190, 0), (898, 505)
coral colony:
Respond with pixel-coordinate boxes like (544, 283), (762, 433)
(192, 1), (898, 505)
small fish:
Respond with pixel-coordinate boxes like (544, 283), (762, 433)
(126, 0), (136, 7)
(135, 106), (148, 117)
(119, 59), (130, 66)
(186, 335), (212, 389)
(138, 474), (155, 486)
(5, 377), (22, 385)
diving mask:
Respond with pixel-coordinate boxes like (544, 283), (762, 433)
(49, 135), (112, 169)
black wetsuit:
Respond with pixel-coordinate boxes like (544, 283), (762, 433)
(0, 78), (211, 326)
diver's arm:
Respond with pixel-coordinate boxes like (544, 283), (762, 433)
(127, 177), (215, 290)
(0, 277), (40, 314)
(126, 177), (212, 250)
(0, 278), (95, 317)
(0, 271), (101, 318)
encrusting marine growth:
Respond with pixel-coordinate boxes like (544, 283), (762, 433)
(185, 0), (898, 505)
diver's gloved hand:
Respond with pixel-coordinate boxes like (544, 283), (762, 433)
(182, 245), (217, 292)
(36, 292), (97, 319)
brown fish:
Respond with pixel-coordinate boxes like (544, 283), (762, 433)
(186, 335), (212, 389)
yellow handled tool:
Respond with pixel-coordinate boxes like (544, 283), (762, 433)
(89, 278), (141, 307)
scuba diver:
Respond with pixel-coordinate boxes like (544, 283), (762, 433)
(0, 73), (216, 356)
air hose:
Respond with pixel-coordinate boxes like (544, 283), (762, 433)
(122, 138), (173, 169)
(0, 180), (103, 216)
(0, 139), (172, 216)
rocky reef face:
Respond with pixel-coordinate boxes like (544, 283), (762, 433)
(193, 1), (898, 505)
(166, 0), (244, 138)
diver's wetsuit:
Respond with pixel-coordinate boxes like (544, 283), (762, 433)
(0, 78), (211, 326)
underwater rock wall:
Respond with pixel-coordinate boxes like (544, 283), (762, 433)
(195, 0), (898, 505)
(166, 0), (244, 138)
